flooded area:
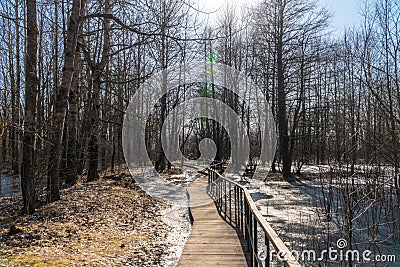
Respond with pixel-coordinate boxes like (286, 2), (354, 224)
(0, 174), (21, 197)
(253, 177), (400, 266)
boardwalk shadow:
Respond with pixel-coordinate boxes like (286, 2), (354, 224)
(212, 200), (251, 266)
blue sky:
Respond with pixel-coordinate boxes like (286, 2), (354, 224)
(200, 0), (363, 33)
(319, 0), (363, 32)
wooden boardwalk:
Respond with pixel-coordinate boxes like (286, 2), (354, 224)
(178, 177), (249, 267)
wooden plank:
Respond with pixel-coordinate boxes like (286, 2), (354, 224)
(178, 177), (248, 267)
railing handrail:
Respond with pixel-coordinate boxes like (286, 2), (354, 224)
(207, 166), (301, 267)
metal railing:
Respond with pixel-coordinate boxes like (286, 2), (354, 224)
(206, 164), (301, 267)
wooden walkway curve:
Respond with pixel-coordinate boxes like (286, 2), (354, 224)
(178, 177), (249, 266)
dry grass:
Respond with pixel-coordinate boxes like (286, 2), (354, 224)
(0, 179), (170, 266)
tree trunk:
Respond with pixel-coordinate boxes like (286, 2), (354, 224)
(65, 0), (85, 184)
(21, 0), (39, 214)
(155, 94), (167, 173)
(86, 0), (110, 181)
(11, 0), (21, 175)
(47, 0), (81, 201)
(65, 48), (80, 184)
(87, 69), (101, 182)
(276, 3), (292, 181)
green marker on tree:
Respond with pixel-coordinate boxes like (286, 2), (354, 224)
(209, 53), (216, 63)
(202, 85), (211, 97)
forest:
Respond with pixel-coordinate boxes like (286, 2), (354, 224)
(0, 0), (400, 266)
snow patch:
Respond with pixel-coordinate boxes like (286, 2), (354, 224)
(160, 205), (191, 266)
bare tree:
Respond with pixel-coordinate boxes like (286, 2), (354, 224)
(257, 0), (329, 179)
(21, 0), (39, 214)
(47, 0), (82, 201)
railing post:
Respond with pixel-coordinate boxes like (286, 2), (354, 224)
(244, 201), (247, 241)
(212, 172), (215, 197)
(240, 190), (244, 233)
(224, 179), (227, 219)
(237, 187), (240, 230)
(249, 208), (253, 266)
(234, 186), (237, 226)
(254, 217), (258, 267)
(229, 182), (232, 224)
(219, 177), (222, 209)
(265, 234), (270, 267)
(211, 170), (213, 195)
(216, 174), (218, 205)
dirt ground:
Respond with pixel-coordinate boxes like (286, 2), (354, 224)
(0, 177), (170, 267)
